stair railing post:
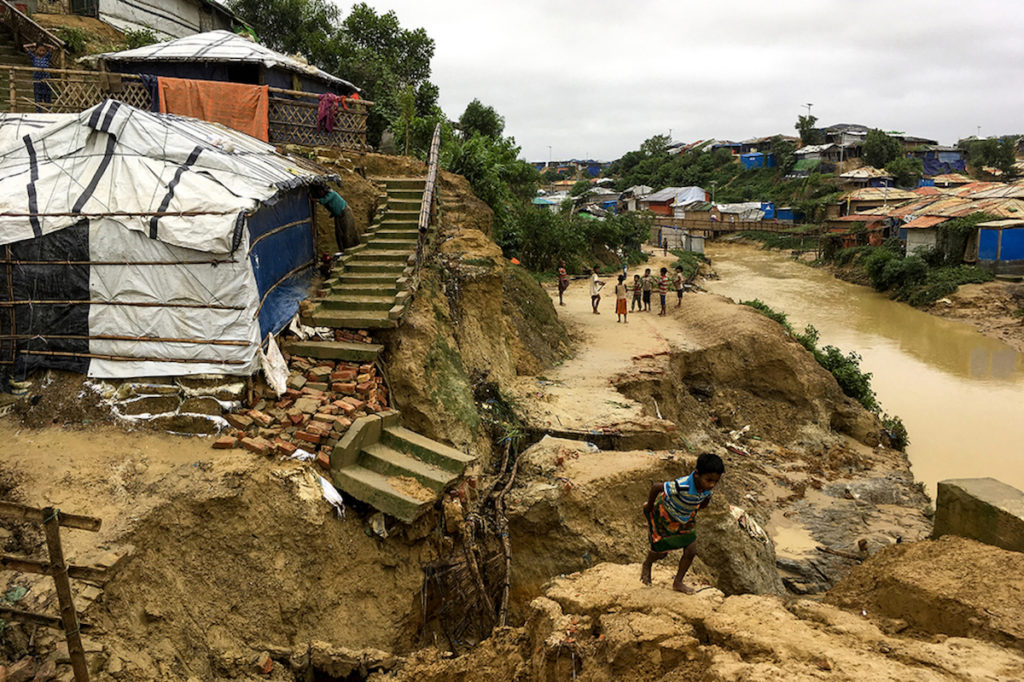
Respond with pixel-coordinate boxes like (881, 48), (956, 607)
(42, 507), (91, 682)
(8, 67), (14, 113)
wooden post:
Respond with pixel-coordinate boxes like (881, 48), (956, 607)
(42, 507), (90, 682)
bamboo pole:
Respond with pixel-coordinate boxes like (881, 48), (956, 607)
(0, 333), (249, 347)
(8, 68), (14, 113)
(0, 501), (101, 532)
(0, 606), (83, 629)
(251, 259), (314, 319)
(0, 554), (107, 582)
(18, 349), (247, 365)
(0, 300), (245, 311)
(42, 508), (90, 682)
(0, 210), (237, 218)
(0, 259), (238, 266)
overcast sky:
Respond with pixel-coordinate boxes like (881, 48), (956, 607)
(335, 1), (1024, 162)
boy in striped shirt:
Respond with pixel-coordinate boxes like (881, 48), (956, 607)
(641, 452), (725, 592)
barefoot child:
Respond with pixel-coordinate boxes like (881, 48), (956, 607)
(641, 268), (653, 312)
(640, 453), (725, 593)
(630, 274), (642, 311)
(673, 265), (685, 308)
(657, 267), (669, 316)
(557, 260), (569, 306)
(614, 274), (628, 323)
(589, 265), (604, 314)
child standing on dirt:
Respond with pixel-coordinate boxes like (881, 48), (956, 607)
(641, 453), (724, 593)
(557, 260), (569, 306)
(641, 268), (653, 312)
(614, 274), (628, 323)
(589, 265), (604, 314)
(657, 267), (669, 316)
(673, 265), (685, 308)
(630, 274), (643, 312)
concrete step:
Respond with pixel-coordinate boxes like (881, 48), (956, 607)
(359, 442), (455, 493)
(335, 272), (405, 286)
(385, 210), (420, 221)
(380, 426), (475, 474)
(343, 260), (408, 273)
(363, 239), (417, 251)
(386, 198), (421, 210)
(333, 465), (432, 523)
(283, 340), (383, 362)
(371, 229), (419, 241)
(387, 189), (424, 201)
(348, 249), (413, 263)
(318, 294), (397, 310)
(310, 308), (397, 329)
(329, 282), (401, 297)
(380, 177), (426, 190)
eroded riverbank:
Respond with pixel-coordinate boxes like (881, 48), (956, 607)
(705, 242), (1024, 496)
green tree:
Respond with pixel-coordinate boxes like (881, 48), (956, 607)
(863, 129), (902, 168)
(884, 156), (924, 187)
(397, 84), (416, 155)
(640, 134), (671, 156)
(795, 114), (822, 145)
(769, 135), (797, 174)
(569, 179), (591, 196)
(540, 167), (560, 183)
(959, 136), (1019, 177)
(229, 0), (340, 57)
(458, 98), (505, 140)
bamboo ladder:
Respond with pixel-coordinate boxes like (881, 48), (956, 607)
(0, 501), (105, 681)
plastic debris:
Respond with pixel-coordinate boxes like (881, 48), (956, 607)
(729, 504), (769, 544)
(318, 474), (345, 518)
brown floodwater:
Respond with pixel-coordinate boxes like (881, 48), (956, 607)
(705, 243), (1024, 498)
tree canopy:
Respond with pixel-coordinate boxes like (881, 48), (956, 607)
(959, 136), (1019, 177)
(863, 129), (902, 168)
(795, 115), (823, 146)
(458, 99), (505, 140)
(229, 0), (437, 145)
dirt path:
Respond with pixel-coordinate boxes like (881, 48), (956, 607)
(509, 248), (698, 432)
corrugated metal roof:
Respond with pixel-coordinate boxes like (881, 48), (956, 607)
(841, 187), (918, 201)
(902, 216), (947, 229)
(88, 30), (359, 92)
(976, 219), (1024, 228)
(839, 166), (892, 180)
(931, 173), (972, 185)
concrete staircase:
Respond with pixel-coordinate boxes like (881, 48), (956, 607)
(331, 410), (474, 522)
(290, 177), (426, 366)
(293, 176), (471, 521)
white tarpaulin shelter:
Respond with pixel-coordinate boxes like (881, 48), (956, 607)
(85, 30), (360, 93)
(716, 202), (765, 221)
(643, 186), (706, 206)
(0, 101), (329, 381)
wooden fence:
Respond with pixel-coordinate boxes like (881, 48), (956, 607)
(1, 66), (372, 150)
(0, 501), (106, 681)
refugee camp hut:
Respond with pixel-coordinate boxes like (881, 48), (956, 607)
(0, 101), (328, 384)
(90, 30), (360, 97)
(85, 31), (367, 148)
(43, 0), (243, 40)
(974, 219), (1024, 275)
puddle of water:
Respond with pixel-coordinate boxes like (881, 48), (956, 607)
(768, 510), (818, 558)
(705, 243), (1024, 497)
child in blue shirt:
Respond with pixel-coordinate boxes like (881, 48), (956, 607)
(641, 452), (724, 593)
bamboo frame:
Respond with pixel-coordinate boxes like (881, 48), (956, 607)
(0, 300), (245, 311)
(0, 333), (250, 347)
(251, 259), (314, 319)
(246, 217), (309, 254)
(0, 259), (238, 266)
(0, 210), (237, 218)
(0, 554), (108, 582)
(0, 501), (102, 682)
(18, 349), (247, 365)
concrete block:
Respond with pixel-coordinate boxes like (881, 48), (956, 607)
(933, 477), (1024, 553)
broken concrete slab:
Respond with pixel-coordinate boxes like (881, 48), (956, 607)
(933, 477), (1024, 553)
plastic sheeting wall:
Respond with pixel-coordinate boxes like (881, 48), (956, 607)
(1001, 228), (1024, 261)
(247, 188), (314, 340)
(978, 229), (1000, 261)
(100, 0), (231, 39)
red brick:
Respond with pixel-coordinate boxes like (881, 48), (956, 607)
(241, 437), (271, 455)
(257, 651), (274, 675)
(288, 413), (306, 426)
(306, 421), (332, 436)
(330, 368), (358, 382)
(306, 381), (329, 392)
(359, 364), (374, 373)
(284, 388), (302, 400)
(212, 436), (237, 450)
(319, 404), (338, 415)
(335, 401), (357, 415)
(295, 431), (321, 445)
(356, 382), (374, 395)
(248, 409), (274, 427)
(341, 396), (365, 408)
(356, 372), (372, 383)
(312, 412), (337, 424)
(333, 381), (357, 394)
(300, 387), (325, 399)
(274, 439), (297, 456)
(225, 413), (253, 430)
(332, 417), (352, 433)
(316, 451), (331, 470)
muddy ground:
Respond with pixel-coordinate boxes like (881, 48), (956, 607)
(0, 161), (1016, 680)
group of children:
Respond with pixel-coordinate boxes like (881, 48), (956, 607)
(577, 264), (687, 323)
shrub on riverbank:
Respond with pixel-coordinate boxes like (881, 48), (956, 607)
(669, 250), (707, 280)
(739, 299), (909, 449)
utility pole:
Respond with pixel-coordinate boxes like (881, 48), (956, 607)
(977, 125), (981, 139)
(547, 145), (552, 165)
(804, 103), (813, 118)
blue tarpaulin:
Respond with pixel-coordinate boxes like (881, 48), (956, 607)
(247, 189), (315, 339)
(978, 229), (1000, 261)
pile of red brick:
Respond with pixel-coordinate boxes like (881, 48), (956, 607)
(212, 356), (388, 470)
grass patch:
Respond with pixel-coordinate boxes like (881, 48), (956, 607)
(669, 249), (707, 279)
(737, 230), (819, 251)
(740, 299), (909, 448)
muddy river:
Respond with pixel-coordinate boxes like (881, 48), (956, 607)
(705, 243), (1024, 497)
